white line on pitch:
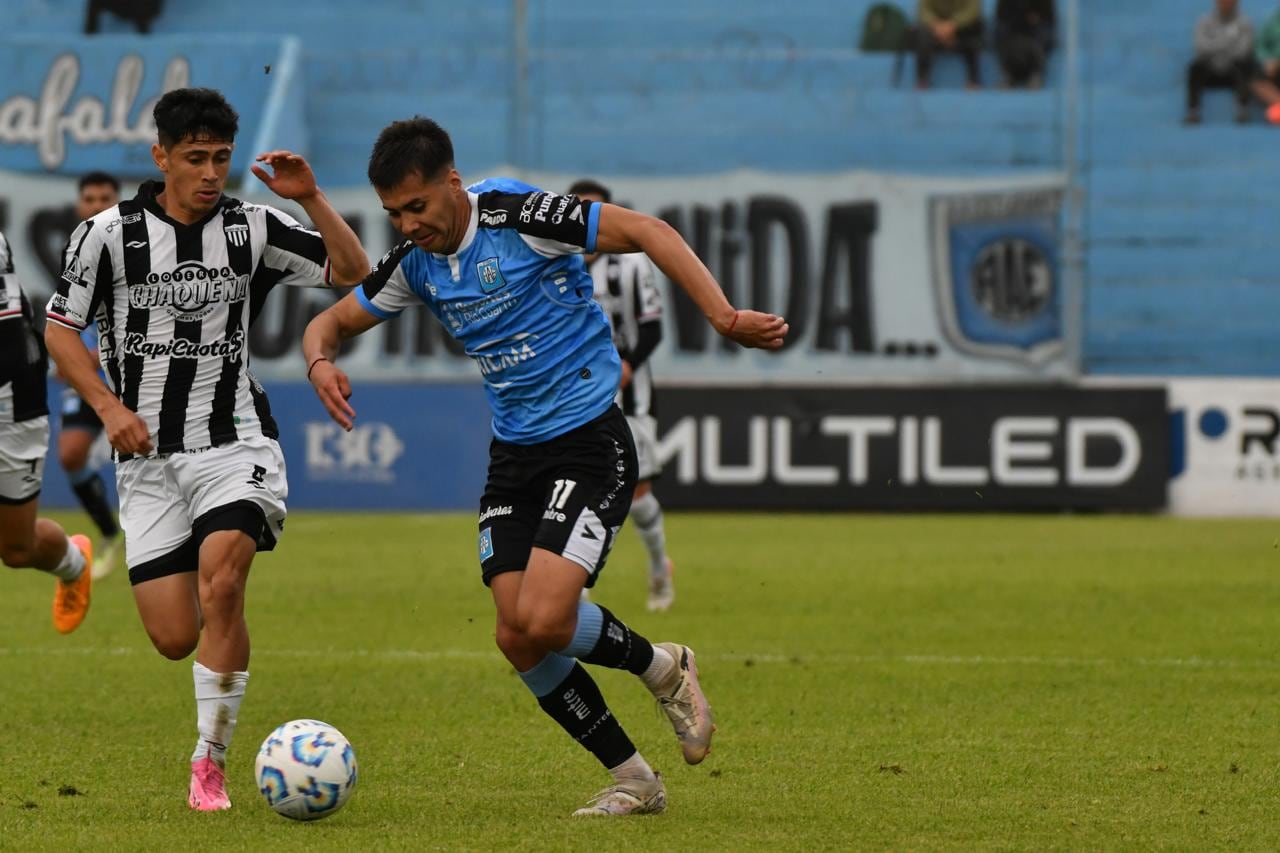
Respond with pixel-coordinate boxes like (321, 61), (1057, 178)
(0, 646), (1277, 671)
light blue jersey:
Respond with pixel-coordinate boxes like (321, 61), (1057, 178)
(356, 181), (621, 444)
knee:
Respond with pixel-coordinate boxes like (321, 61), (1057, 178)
(519, 611), (575, 652)
(149, 628), (198, 661)
(495, 621), (529, 658)
(199, 564), (246, 611)
(59, 446), (85, 473)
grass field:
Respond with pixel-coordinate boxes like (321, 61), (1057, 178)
(1, 511), (1279, 850)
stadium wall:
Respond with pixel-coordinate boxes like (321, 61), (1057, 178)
(2, 2), (1277, 513)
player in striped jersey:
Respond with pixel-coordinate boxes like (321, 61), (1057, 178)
(56, 172), (123, 579)
(0, 231), (95, 634)
(44, 88), (369, 811)
(569, 179), (675, 612)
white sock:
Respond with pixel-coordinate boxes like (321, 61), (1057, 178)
(608, 751), (658, 789)
(640, 645), (677, 693)
(630, 492), (668, 578)
(191, 662), (249, 766)
(50, 537), (85, 583)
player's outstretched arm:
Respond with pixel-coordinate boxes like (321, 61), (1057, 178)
(45, 324), (152, 455)
(252, 150), (370, 285)
(593, 204), (788, 350)
(302, 292), (383, 431)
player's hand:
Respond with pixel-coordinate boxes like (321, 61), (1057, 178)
(252, 151), (319, 201)
(619, 360), (633, 390)
(717, 309), (789, 350)
(309, 359), (356, 431)
(102, 404), (153, 456)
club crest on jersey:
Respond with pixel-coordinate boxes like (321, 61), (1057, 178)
(225, 223), (249, 247)
(476, 257), (506, 293)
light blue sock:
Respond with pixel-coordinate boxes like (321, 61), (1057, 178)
(559, 601), (604, 659)
(517, 653), (575, 698)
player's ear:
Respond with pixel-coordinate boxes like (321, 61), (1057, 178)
(152, 142), (168, 173)
(447, 168), (462, 194)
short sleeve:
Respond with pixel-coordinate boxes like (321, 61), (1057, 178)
(355, 240), (419, 320)
(475, 189), (600, 256)
(263, 206), (332, 287)
(48, 219), (109, 331)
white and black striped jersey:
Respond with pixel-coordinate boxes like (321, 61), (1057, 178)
(0, 231), (49, 424)
(587, 252), (662, 418)
(47, 181), (333, 460)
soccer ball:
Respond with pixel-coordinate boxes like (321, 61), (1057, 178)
(254, 719), (358, 821)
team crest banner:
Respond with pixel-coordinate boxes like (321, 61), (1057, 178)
(0, 167), (1074, 384)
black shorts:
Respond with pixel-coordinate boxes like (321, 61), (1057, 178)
(477, 405), (637, 588)
(60, 391), (103, 434)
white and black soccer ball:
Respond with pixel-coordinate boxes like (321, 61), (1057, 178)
(255, 719), (357, 821)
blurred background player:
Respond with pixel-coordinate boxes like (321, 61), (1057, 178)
(0, 230), (94, 633)
(568, 178), (675, 612)
(57, 171), (123, 578)
(304, 117), (786, 817)
(45, 88), (368, 812)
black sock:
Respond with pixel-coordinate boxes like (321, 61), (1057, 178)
(578, 605), (655, 675)
(536, 662), (636, 769)
(71, 472), (119, 538)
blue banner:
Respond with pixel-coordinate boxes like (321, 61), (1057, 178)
(39, 381), (492, 512)
(0, 35), (301, 177)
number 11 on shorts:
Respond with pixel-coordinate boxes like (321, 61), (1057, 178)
(549, 479), (576, 510)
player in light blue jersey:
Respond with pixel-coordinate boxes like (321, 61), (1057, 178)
(302, 117), (787, 817)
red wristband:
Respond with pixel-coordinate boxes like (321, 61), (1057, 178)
(306, 356), (329, 380)
(725, 310), (740, 334)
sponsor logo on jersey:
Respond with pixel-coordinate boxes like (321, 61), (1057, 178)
(60, 260), (87, 287)
(551, 195), (572, 225)
(103, 212), (143, 232)
(123, 329), (245, 360)
(478, 527), (494, 562)
(479, 208), (508, 227)
(131, 262), (249, 321)
(476, 257), (506, 293)
(48, 293), (70, 315)
(474, 333), (539, 379)
(534, 193), (555, 223)
(519, 193), (539, 223)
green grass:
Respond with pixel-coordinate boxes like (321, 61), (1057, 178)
(2, 512), (1279, 850)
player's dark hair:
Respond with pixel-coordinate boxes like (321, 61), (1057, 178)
(367, 117), (455, 190)
(153, 88), (239, 148)
(78, 170), (120, 193)
(567, 179), (611, 203)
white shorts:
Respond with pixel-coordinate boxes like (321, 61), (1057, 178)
(117, 435), (288, 584)
(0, 417), (48, 505)
(627, 414), (662, 481)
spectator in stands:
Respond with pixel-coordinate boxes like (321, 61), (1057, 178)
(1185, 0), (1255, 125)
(84, 0), (163, 34)
(995, 0), (1056, 89)
(1252, 2), (1280, 123)
(915, 0), (985, 89)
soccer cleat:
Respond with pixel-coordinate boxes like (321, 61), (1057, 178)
(91, 536), (122, 580)
(52, 535), (93, 634)
(189, 757), (231, 811)
(572, 772), (666, 817)
(646, 558), (675, 612)
(651, 643), (715, 764)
